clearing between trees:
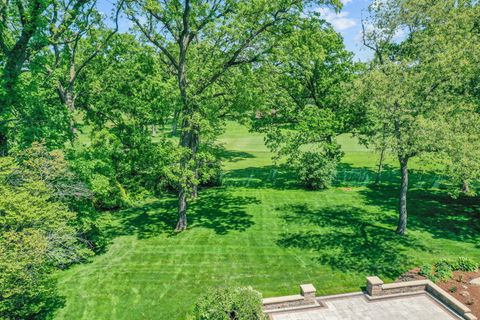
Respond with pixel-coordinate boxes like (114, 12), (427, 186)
(54, 122), (480, 320)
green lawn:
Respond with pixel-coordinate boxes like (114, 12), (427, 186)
(55, 122), (480, 320)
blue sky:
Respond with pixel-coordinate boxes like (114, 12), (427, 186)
(319, 0), (373, 61)
(98, 0), (373, 61)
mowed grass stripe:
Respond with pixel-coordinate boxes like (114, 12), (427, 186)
(55, 122), (480, 320)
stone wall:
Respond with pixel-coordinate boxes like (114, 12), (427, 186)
(366, 276), (428, 296)
(263, 284), (317, 310)
(366, 276), (477, 320)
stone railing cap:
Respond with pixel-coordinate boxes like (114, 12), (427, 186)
(366, 276), (384, 286)
(263, 294), (304, 305)
(300, 284), (316, 294)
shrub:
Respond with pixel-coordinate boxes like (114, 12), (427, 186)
(197, 149), (223, 188)
(193, 286), (266, 320)
(449, 286), (458, 293)
(453, 257), (478, 272)
(295, 151), (338, 190)
(420, 264), (437, 281)
(0, 155), (91, 319)
(90, 174), (129, 210)
(419, 257), (478, 283)
(70, 129), (178, 207)
(435, 263), (453, 282)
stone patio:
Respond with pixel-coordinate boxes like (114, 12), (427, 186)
(263, 277), (478, 320)
(270, 293), (459, 320)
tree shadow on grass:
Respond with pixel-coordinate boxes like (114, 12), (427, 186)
(218, 149), (256, 163)
(332, 163), (480, 244)
(106, 188), (259, 239)
(188, 190), (259, 235)
(361, 184), (480, 244)
(276, 204), (429, 279)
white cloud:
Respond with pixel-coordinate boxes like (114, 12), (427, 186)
(316, 8), (357, 31)
(341, 0), (353, 4)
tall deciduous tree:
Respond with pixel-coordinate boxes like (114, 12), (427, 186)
(125, 0), (342, 231)
(253, 16), (356, 189)
(0, 0), (92, 154)
(46, 0), (124, 134)
(358, 0), (479, 234)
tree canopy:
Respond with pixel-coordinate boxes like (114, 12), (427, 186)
(1, 0), (480, 317)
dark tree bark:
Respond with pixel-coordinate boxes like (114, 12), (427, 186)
(175, 0), (195, 232)
(171, 110), (179, 135)
(176, 187), (188, 231)
(396, 156), (409, 235)
(1, 40), (33, 155)
(176, 120), (199, 231)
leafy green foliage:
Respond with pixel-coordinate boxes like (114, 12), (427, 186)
(435, 262), (454, 282)
(295, 151), (339, 190)
(449, 257), (478, 272)
(0, 230), (64, 320)
(0, 148), (92, 319)
(355, 0), (480, 234)
(419, 257), (478, 282)
(253, 17), (356, 189)
(192, 286), (265, 320)
(0, 0), (102, 154)
(70, 129), (177, 209)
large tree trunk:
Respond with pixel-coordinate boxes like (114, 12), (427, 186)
(0, 53), (26, 155)
(171, 109), (179, 135)
(174, 0), (196, 231)
(66, 88), (78, 135)
(58, 84), (78, 137)
(396, 156), (409, 235)
(175, 19), (192, 231)
(176, 187), (188, 231)
(175, 119), (199, 231)
(0, 4), (44, 156)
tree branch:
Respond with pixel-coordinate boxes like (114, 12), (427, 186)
(195, 8), (287, 96)
(73, 0), (126, 83)
(127, 9), (179, 70)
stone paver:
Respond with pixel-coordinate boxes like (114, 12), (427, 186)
(271, 294), (460, 320)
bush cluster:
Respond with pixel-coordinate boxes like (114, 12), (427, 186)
(420, 257), (478, 282)
(295, 151), (338, 190)
(192, 286), (266, 320)
(70, 129), (224, 210)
